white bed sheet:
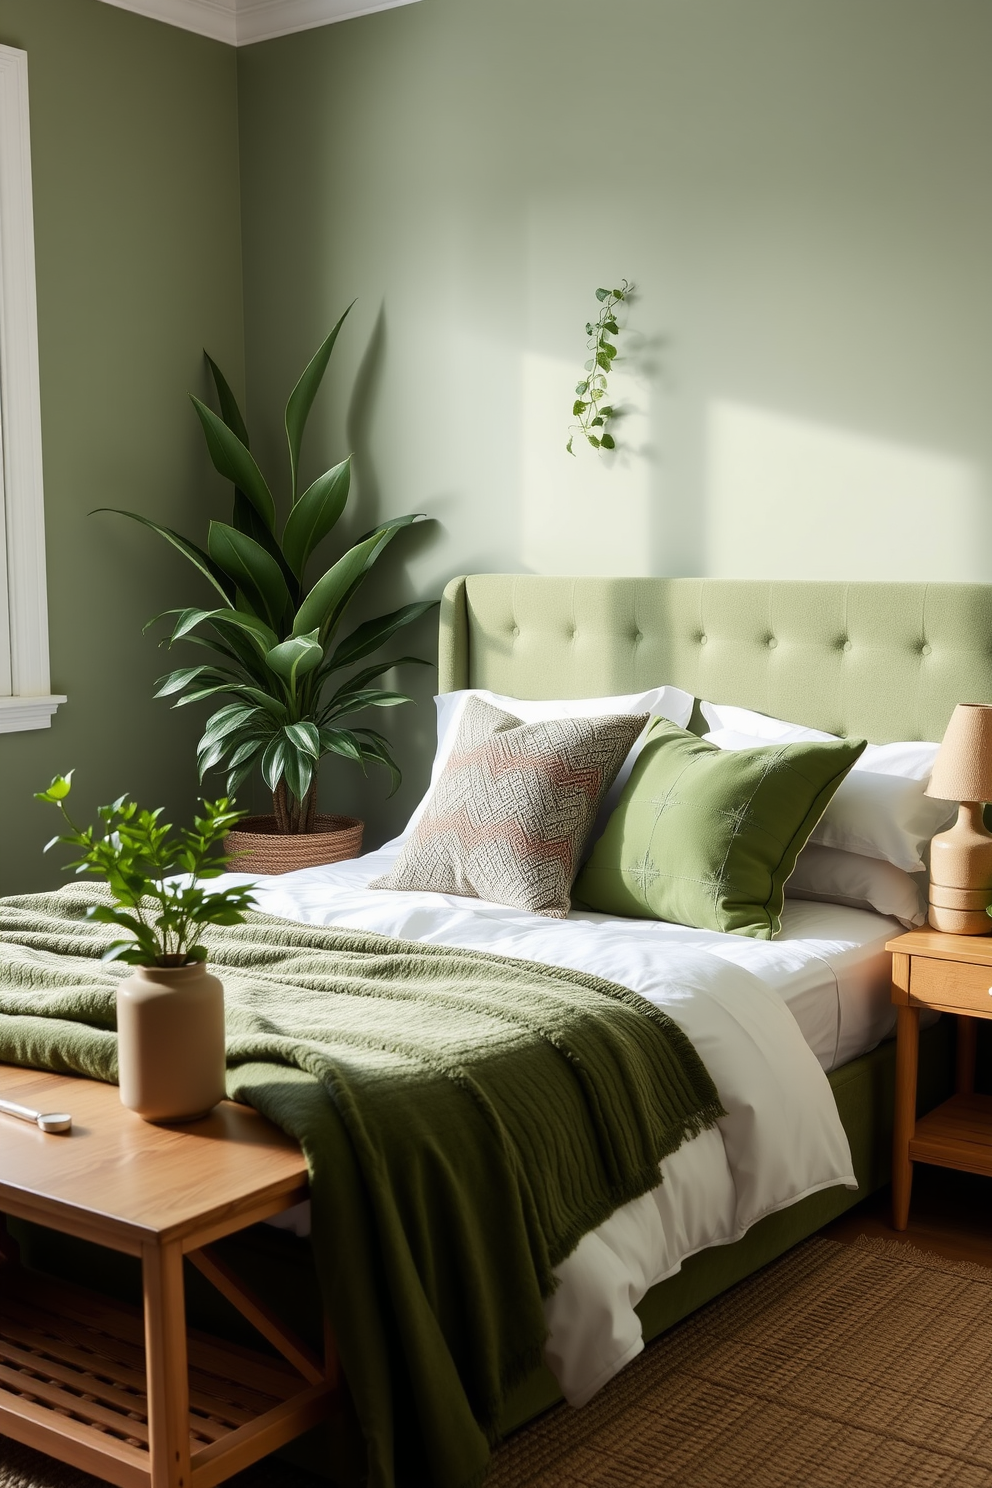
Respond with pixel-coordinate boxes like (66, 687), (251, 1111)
(234, 845), (903, 1073)
(217, 844), (881, 1408)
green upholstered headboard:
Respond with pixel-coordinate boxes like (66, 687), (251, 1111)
(438, 576), (992, 744)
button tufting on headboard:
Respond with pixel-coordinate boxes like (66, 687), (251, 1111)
(439, 576), (992, 743)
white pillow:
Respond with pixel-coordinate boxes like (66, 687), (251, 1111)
(699, 701), (836, 744)
(398, 685), (694, 847)
(700, 703), (956, 874)
(786, 843), (927, 928)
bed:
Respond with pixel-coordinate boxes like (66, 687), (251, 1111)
(8, 573), (987, 1484)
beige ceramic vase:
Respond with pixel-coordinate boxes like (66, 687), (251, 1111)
(117, 962), (226, 1123)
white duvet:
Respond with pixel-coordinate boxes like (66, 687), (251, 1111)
(214, 845), (857, 1408)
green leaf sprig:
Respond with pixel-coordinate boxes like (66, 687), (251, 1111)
(35, 772), (257, 967)
(567, 281), (630, 455)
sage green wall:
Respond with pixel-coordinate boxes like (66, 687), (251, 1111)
(237, 0), (992, 846)
(0, 0), (243, 893)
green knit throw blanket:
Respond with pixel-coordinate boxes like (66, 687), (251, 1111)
(0, 886), (723, 1488)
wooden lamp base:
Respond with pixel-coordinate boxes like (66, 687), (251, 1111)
(928, 802), (992, 935)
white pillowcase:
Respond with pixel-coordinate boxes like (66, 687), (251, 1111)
(786, 843), (927, 928)
(398, 685), (694, 847)
(700, 702), (956, 874)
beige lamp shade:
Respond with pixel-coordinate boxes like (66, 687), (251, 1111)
(925, 703), (992, 804)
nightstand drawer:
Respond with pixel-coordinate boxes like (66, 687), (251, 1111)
(910, 955), (992, 1015)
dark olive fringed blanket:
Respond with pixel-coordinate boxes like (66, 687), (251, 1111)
(0, 886), (723, 1488)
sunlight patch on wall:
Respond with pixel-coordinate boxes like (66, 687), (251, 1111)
(706, 402), (986, 581)
(521, 352), (653, 576)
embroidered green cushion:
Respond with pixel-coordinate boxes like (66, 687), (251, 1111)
(574, 719), (867, 938)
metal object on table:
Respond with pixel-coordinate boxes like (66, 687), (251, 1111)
(0, 1095), (72, 1134)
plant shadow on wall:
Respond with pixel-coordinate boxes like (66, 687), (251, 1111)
(98, 302), (438, 837)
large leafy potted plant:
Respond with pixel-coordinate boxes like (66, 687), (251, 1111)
(101, 303), (435, 873)
(36, 773), (256, 1123)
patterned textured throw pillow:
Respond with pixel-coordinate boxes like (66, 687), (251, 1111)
(370, 697), (649, 917)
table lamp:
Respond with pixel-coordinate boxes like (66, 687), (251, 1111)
(925, 702), (992, 933)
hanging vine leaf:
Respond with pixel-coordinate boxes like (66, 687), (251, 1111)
(566, 280), (631, 456)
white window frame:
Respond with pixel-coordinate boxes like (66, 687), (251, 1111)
(0, 45), (64, 732)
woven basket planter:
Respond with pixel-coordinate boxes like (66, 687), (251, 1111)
(224, 814), (363, 876)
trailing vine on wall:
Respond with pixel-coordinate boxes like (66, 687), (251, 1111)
(567, 281), (630, 455)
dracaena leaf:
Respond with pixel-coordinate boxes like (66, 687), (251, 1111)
(292, 529), (385, 640)
(261, 736), (288, 792)
(227, 737), (266, 769)
(226, 760), (259, 797)
(170, 607), (278, 654)
(198, 704), (263, 749)
(264, 632), (323, 689)
(324, 689), (412, 719)
(317, 728), (364, 762)
(284, 721), (320, 757)
(354, 512), (425, 545)
(205, 353), (251, 447)
(232, 492), (299, 600)
(281, 746), (313, 803)
(154, 666), (230, 699)
(190, 395), (276, 532)
(281, 458), (351, 578)
(324, 602), (437, 672)
(284, 303), (355, 500)
(352, 731), (402, 795)
(324, 656), (427, 699)
(197, 738), (232, 777)
(207, 523), (291, 631)
(93, 510), (234, 606)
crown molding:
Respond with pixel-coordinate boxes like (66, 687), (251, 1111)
(96, 0), (420, 45)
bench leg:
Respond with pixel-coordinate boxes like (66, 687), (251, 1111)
(143, 1238), (190, 1488)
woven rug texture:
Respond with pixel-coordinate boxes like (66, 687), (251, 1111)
(487, 1236), (992, 1488)
(1, 1236), (991, 1487)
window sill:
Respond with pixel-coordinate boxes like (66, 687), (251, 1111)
(0, 695), (67, 733)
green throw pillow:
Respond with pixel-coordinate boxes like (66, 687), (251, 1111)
(574, 719), (867, 939)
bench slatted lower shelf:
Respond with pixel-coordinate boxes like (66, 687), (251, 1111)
(0, 1265), (330, 1488)
(0, 1068), (334, 1488)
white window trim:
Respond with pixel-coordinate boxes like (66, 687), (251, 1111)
(0, 46), (64, 733)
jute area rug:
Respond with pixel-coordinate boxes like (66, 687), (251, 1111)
(1, 1236), (990, 1487)
(486, 1236), (992, 1488)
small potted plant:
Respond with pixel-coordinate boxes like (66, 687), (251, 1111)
(99, 302), (437, 874)
(36, 773), (256, 1124)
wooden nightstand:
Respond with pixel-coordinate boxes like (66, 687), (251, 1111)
(888, 929), (992, 1231)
